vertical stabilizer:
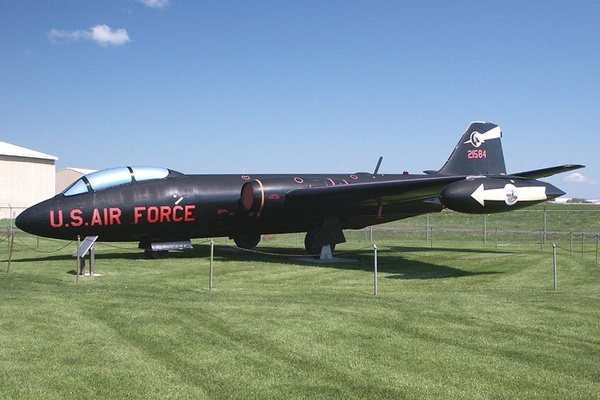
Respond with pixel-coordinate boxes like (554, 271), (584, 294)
(437, 122), (506, 176)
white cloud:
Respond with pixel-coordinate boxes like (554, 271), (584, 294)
(137, 0), (170, 8)
(565, 172), (590, 184)
(48, 24), (130, 47)
(48, 28), (89, 42)
(90, 24), (130, 46)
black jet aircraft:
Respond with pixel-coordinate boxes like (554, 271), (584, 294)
(16, 122), (583, 257)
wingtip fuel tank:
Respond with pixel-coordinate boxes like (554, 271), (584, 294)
(439, 177), (565, 214)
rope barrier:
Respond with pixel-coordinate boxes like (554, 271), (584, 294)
(13, 234), (74, 253)
(223, 242), (373, 259)
(5, 229), (599, 263)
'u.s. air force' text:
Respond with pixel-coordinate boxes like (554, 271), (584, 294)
(49, 205), (196, 228)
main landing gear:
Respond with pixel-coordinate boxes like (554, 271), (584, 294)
(232, 217), (346, 259)
(304, 229), (336, 256)
(233, 232), (262, 250)
(304, 217), (346, 259)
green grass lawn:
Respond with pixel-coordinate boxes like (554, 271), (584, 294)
(2, 209), (600, 399)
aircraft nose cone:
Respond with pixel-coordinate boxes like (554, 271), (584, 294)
(15, 204), (46, 236)
(15, 207), (36, 233)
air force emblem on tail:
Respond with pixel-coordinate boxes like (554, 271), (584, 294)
(464, 125), (502, 148)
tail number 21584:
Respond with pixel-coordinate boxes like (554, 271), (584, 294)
(467, 149), (487, 159)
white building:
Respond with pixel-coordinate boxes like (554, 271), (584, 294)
(0, 142), (58, 219)
(56, 167), (96, 194)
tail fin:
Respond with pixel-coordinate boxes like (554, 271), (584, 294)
(437, 121), (507, 176)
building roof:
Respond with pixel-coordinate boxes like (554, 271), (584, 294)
(0, 141), (58, 161)
(58, 167), (97, 175)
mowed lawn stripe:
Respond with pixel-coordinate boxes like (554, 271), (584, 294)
(2, 224), (599, 399)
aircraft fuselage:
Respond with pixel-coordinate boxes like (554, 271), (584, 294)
(17, 172), (443, 244)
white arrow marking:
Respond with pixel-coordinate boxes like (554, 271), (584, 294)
(471, 184), (547, 206)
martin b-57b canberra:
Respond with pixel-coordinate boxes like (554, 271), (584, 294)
(16, 122), (583, 258)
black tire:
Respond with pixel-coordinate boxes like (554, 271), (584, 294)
(234, 233), (261, 249)
(304, 229), (335, 256)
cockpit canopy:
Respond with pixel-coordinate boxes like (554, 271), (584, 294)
(62, 166), (182, 196)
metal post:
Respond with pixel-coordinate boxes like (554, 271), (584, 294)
(495, 228), (498, 250)
(581, 234), (585, 258)
(543, 208), (547, 245)
(483, 214), (487, 244)
(553, 243), (558, 291)
(7, 228), (14, 273)
(569, 232), (573, 255)
(89, 245), (96, 276)
(76, 235), (81, 284)
(373, 244), (378, 296)
(209, 239), (214, 291)
(426, 213), (430, 244)
(8, 204), (13, 233)
(540, 230), (544, 251)
(430, 227), (433, 248)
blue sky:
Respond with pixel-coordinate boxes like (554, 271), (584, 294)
(1, 1), (598, 199)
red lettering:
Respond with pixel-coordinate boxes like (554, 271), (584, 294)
(160, 206), (172, 222)
(49, 210), (63, 228)
(147, 206), (159, 223)
(172, 205), (184, 222)
(184, 205), (195, 222)
(467, 149), (487, 159)
(132, 205), (194, 224)
(70, 209), (83, 227)
(90, 209), (103, 225)
(134, 207), (145, 224)
(109, 208), (122, 225)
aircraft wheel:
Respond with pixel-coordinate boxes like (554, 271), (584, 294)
(234, 233), (261, 249)
(304, 229), (335, 256)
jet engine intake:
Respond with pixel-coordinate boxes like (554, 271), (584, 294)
(439, 177), (565, 214)
(240, 179), (289, 217)
(240, 177), (341, 217)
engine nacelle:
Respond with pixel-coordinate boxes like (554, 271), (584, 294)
(439, 177), (564, 214)
(240, 177), (334, 217)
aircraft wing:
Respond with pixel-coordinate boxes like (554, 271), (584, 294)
(512, 164), (584, 179)
(285, 175), (464, 207)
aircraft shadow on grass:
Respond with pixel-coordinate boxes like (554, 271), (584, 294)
(215, 244), (506, 280)
(12, 243), (505, 281)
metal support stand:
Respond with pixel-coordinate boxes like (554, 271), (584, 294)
(73, 236), (99, 280)
(320, 245), (333, 260)
(78, 246), (96, 275)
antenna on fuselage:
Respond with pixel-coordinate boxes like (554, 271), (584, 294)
(373, 157), (383, 175)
